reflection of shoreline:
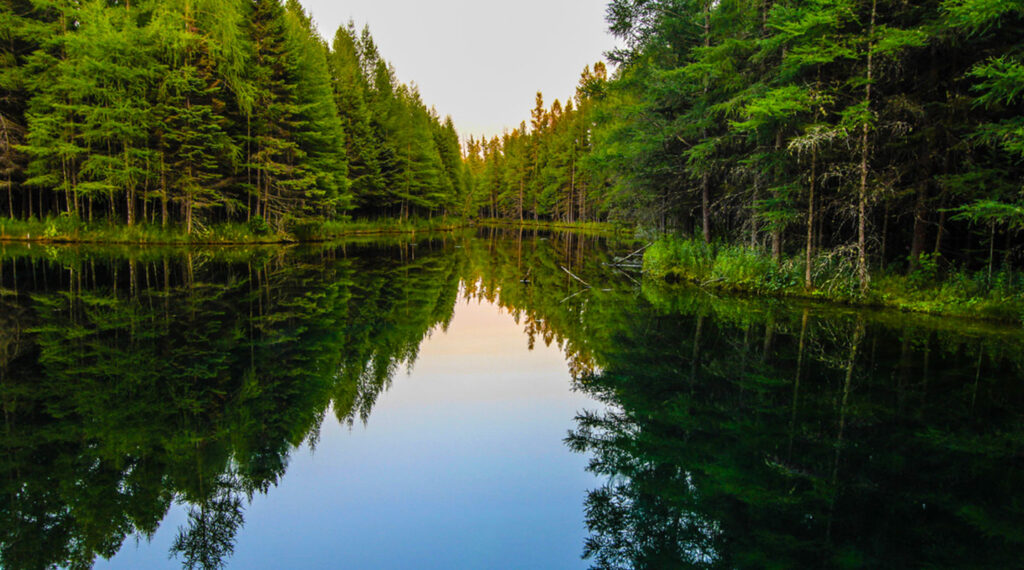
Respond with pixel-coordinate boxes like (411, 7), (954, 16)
(0, 222), (470, 247)
(569, 289), (1024, 568)
(0, 239), (464, 569)
(1, 231), (1021, 569)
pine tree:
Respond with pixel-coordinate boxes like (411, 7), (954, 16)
(284, 0), (348, 218)
(152, 0), (238, 233)
(328, 23), (382, 213)
(247, 0), (307, 229)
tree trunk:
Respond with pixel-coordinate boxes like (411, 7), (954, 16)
(987, 222), (996, 288)
(749, 183), (759, 248)
(805, 146), (817, 288)
(518, 179), (524, 222)
(933, 207), (946, 255)
(880, 202), (889, 264)
(701, 2), (712, 243)
(701, 174), (711, 243)
(569, 159), (575, 223)
(246, 116), (252, 222)
(857, 0), (877, 294)
(125, 145), (134, 226)
(909, 183), (928, 272)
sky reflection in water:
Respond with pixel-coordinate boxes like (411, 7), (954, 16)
(3, 231), (1024, 570)
(100, 294), (600, 570)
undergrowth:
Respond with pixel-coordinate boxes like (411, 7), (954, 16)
(643, 236), (1024, 324)
(0, 215), (466, 244)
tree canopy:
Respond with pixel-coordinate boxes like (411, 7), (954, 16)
(0, 0), (467, 232)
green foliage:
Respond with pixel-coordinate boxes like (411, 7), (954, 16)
(500, 0), (1024, 298)
(466, 63), (612, 224)
(908, 252), (941, 289)
(2, 0), (464, 234)
(248, 215), (271, 236)
(644, 235), (1024, 321)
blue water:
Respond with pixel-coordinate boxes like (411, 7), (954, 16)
(98, 297), (601, 569)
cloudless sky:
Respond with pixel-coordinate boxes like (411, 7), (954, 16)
(299, 0), (618, 141)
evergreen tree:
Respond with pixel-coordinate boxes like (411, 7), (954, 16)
(328, 22), (383, 213)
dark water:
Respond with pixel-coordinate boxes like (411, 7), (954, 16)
(0, 229), (1022, 569)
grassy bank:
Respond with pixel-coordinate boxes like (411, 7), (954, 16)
(0, 216), (467, 245)
(475, 218), (630, 234)
(643, 236), (1024, 324)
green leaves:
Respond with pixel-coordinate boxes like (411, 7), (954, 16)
(941, 0), (1024, 34)
(871, 25), (928, 56)
(970, 56), (1024, 108)
(4, 0), (465, 229)
(952, 199), (1024, 229)
(732, 86), (814, 133)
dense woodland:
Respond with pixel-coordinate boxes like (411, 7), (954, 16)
(4, 0), (1024, 290)
(0, 0), (467, 232)
(463, 63), (612, 225)
(476, 0), (1024, 289)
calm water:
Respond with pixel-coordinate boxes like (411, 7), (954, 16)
(0, 229), (1022, 569)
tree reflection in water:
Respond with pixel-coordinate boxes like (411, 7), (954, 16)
(566, 287), (1024, 569)
(0, 231), (1021, 569)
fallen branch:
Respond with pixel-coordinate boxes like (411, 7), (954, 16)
(560, 288), (588, 304)
(612, 265), (641, 287)
(604, 261), (642, 270)
(560, 265), (591, 288)
(613, 242), (653, 264)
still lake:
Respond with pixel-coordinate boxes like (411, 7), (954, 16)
(1, 228), (1022, 569)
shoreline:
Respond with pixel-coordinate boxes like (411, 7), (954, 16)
(474, 218), (629, 234)
(0, 220), (472, 247)
(643, 238), (1024, 326)
(0, 217), (629, 246)
(653, 271), (1021, 326)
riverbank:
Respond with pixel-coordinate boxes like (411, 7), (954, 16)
(474, 218), (629, 235)
(0, 216), (468, 245)
(643, 237), (1024, 325)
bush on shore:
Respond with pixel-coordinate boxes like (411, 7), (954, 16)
(643, 236), (1024, 324)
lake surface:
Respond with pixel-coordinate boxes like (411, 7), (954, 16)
(0, 228), (1022, 569)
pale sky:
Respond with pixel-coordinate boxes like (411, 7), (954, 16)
(300, 0), (618, 141)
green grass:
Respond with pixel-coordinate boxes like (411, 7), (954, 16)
(0, 215), (467, 245)
(315, 216), (468, 238)
(475, 217), (629, 234)
(643, 236), (1024, 324)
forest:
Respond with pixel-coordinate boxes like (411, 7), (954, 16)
(3, 0), (1024, 298)
(0, 0), (467, 234)
(472, 0), (1024, 293)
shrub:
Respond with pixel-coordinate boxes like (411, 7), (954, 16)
(248, 216), (271, 236)
(908, 252), (940, 290)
